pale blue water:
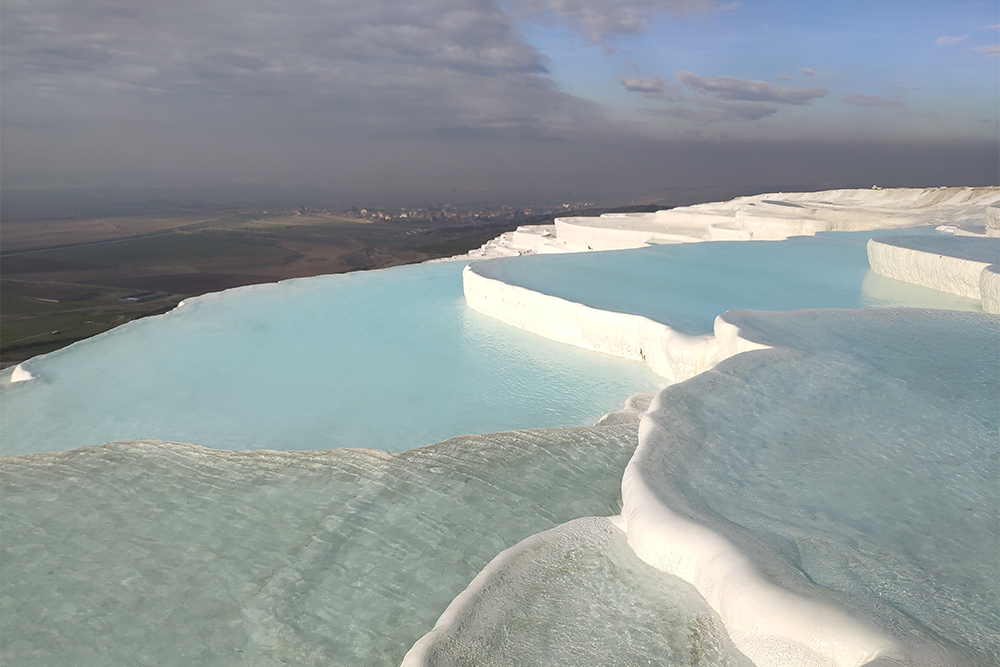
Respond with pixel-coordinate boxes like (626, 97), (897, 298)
(414, 516), (752, 667)
(474, 230), (982, 335)
(0, 423), (645, 667)
(4, 232), (982, 457)
(1, 261), (663, 456)
(2, 230), (996, 666)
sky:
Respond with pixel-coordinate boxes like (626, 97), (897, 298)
(2, 0), (997, 204)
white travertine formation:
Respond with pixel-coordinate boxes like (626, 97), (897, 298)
(508, 224), (560, 253)
(867, 236), (1000, 305)
(623, 309), (997, 667)
(434, 224), (569, 261)
(456, 190), (1000, 666)
(10, 364), (34, 383)
(554, 187), (999, 252)
(981, 264), (1000, 314)
(985, 205), (1000, 237)
(412, 304), (996, 666)
(7, 186), (994, 666)
(463, 263), (768, 383)
(452, 187), (999, 259)
(468, 247), (945, 663)
(622, 331), (904, 667)
(461, 189), (1000, 343)
(553, 213), (705, 250)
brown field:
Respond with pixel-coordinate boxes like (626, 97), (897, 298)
(1, 210), (521, 367)
(1, 214), (224, 253)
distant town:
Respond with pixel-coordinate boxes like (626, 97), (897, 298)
(295, 201), (599, 224)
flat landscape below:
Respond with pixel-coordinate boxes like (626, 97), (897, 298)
(1, 209), (525, 367)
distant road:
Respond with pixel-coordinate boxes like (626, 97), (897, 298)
(1, 215), (224, 257)
(1, 229), (185, 257)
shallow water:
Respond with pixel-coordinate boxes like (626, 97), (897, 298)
(0, 423), (639, 667)
(3, 231), (996, 665)
(1, 261), (662, 455)
(474, 230), (982, 335)
(414, 517), (752, 667)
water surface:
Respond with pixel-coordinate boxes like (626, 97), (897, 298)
(475, 230), (982, 335)
(2, 261), (662, 455)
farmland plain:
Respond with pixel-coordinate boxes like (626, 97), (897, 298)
(1, 210), (525, 366)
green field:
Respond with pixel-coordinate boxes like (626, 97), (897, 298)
(28, 231), (293, 266)
(1, 285), (178, 361)
(1, 212), (522, 366)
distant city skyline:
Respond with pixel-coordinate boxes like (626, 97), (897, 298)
(2, 0), (997, 201)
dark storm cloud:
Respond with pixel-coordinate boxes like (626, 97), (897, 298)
(1, 0), (600, 137)
(677, 71), (826, 104)
(2, 0), (994, 199)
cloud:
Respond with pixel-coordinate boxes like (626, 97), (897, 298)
(841, 93), (901, 108)
(800, 67), (817, 77)
(973, 44), (1000, 57)
(717, 2), (741, 10)
(677, 71), (826, 104)
(645, 99), (777, 124)
(4, 0), (995, 196)
(0, 0), (610, 141)
(510, 0), (715, 42)
(779, 74), (795, 81)
(935, 35), (969, 46)
(618, 74), (680, 99)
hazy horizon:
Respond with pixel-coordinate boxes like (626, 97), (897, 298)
(2, 0), (997, 207)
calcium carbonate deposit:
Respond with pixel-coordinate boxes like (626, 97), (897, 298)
(2, 187), (998, 667)
(1, 261), (662, 456)
(622, 309), (998, 667)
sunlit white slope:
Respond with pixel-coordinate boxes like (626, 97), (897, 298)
(461, 187), (1000, 255)
(622, 308), (998, 666)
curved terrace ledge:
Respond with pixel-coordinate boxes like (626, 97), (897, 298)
(463, 262), (764, 383)
(867, 235), (1000, 312)
(410, 306), (998, 667)
(454, 187), (999, 666)
(460, 187), (1000, 258)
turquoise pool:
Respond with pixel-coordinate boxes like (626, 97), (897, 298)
(1, 261), (663, 455)
(473, 230), (982, 335)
